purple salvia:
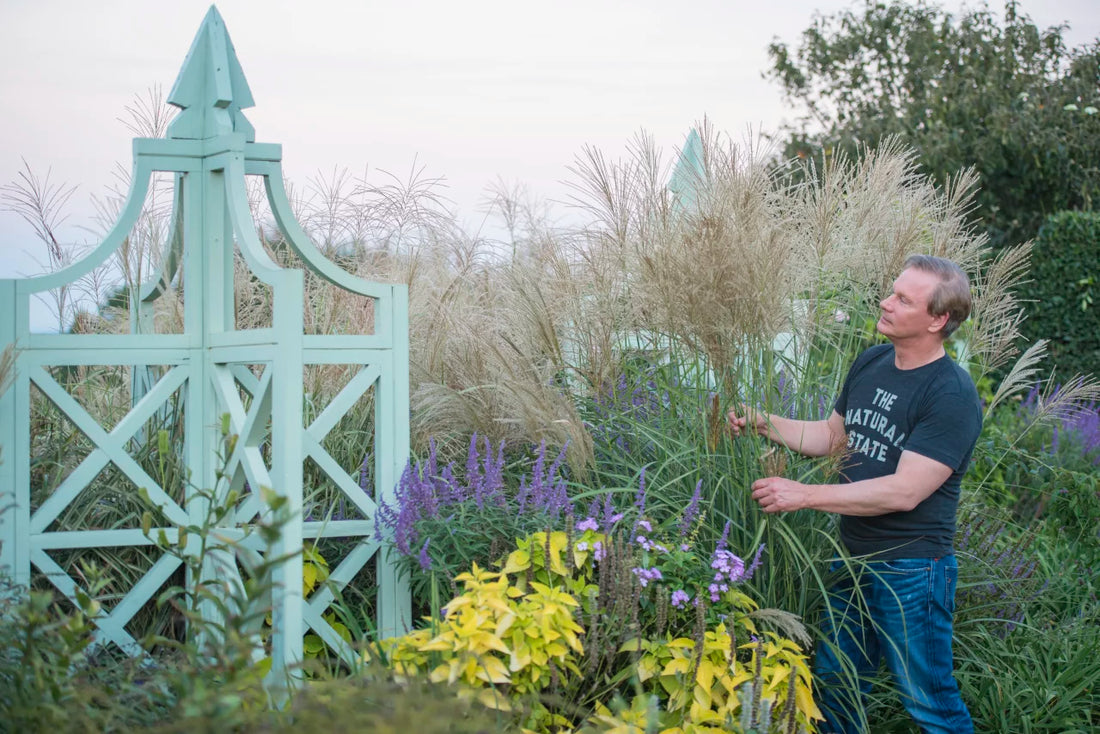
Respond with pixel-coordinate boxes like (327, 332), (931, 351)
(375, 463), (411, 546)
(552, 476), (572, 518)
(745, 543), (766, 580)
(715, 520), (731, 556)
(546, 442), (569, 487)
(489, 438), (507, 507)
(391, 508), (414, 556)
(533, 438), (548, 485)
(601, 493), (616, 535)
(417, 537), (432, 571)
(358, 453), (371, 492)
(679, 480), (704, 538)
(528, 439), (550, 511)
(465, 433), (484, 508)
(516, 476), (531, 515)
(439, 463), (464, 504)
(421, 467), (442, 519)
(543, 443), (571, 517)
(427, 437), (439, 478)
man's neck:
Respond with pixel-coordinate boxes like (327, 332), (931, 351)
(890, 338), (947, 370)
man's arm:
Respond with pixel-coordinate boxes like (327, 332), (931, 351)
(750, 450), (955, 516)
(729, 407), (847, 458)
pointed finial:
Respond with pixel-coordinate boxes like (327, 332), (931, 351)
(167, 6), (256, 141)
(669, 127), (706, 209)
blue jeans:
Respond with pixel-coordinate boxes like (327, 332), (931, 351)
(813, 556), (973, 734)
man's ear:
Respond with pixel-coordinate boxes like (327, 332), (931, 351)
(928, 311), (950, 334)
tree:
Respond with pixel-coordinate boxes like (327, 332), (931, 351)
(767, 0), (1100, 250)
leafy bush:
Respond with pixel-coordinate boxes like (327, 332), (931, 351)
(0, 573), (105, 731)
(372, 529), (821, 733)
(969, 382), (1100, 563)
(1020, 210), (1100, 379)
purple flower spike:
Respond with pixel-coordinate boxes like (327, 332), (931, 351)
(417, 537), (432, 571)
(601, 494), (616, 534)
(715, 520), (732, 555)
(465, 433), (483, 503)
(746, 543), (766, 580)
(679, 480), (704, 537)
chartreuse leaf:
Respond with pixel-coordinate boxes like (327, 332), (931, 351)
(547, 531), (568, 575)
(502, 548), (531, 574)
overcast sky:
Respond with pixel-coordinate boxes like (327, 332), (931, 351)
(2, 0), (1097, 301)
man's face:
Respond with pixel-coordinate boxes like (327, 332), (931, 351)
(877, 267), (945, 340)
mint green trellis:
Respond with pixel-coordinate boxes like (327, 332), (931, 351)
(0, 6), (411, 678)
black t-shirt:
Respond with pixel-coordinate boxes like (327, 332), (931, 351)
(832, 343), (982, 559)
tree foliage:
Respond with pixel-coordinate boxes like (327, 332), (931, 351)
(767, 0), (1100, 250)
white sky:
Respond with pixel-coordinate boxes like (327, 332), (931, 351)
(1, 0), (1098, 300)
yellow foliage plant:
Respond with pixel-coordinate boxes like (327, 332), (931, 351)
(369, 560), (585, 716)
(613, 623), (821, 733)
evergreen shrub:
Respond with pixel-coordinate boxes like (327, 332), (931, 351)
(1022, 210), (1100, 378)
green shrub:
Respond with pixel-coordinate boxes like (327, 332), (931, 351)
(1021, 210), (1100, 379)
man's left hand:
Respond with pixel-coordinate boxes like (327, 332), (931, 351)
(750, 476), (809, 513)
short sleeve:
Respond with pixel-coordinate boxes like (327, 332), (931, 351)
(903, 368), (983, 471)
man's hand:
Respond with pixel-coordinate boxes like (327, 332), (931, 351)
(750, 476), (810, 514)
(728, 404), (766, 437)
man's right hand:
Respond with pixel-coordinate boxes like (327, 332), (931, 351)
(728, 404), (766, 437)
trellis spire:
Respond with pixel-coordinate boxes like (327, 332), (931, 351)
(167, 5), (255, 141)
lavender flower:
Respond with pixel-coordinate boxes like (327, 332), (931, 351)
(711, 549), (747, 584)
(576, 517), (599, 533)
(631, 566), (663, 587)
(670, 589), (690, 608)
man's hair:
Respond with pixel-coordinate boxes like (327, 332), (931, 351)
(903, 254), (972, 339)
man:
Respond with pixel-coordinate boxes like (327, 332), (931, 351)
(729, 255), (981, 734)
